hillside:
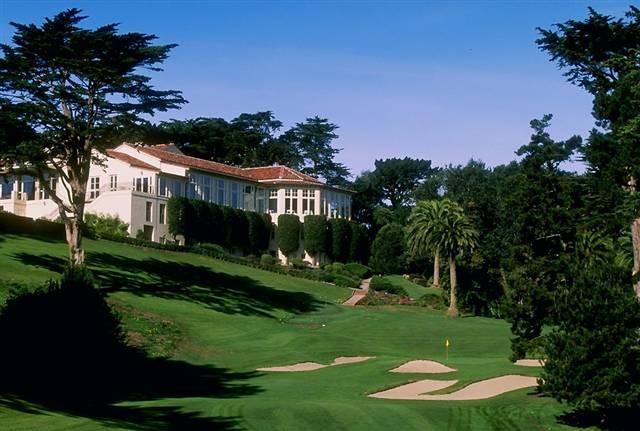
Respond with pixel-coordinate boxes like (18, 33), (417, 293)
(0, 234), (576, 431)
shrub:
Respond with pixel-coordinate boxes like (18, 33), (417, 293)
(0, 266), (128, 398)
(369, 275), (407, 296)
(290, 258), (309, 270)
(84, 213), (129, 239)
(190, 200), (211, 243)
(328, 218), (351, 262)
(207, 202), (224, 244)
(260, 253), (278, 266)
(369, 223), (405, 274)
(220, 206), (237, 248)
(167, 196), (190, 240)
(343, 262), (372, 279)
(303, 215), (328, 256)
(359, 290), (412, 306)
(247, 211), (270, 254)
(277, 214), (301, 259)
(413, 293), (446, 309)
(540, 268), (640, 422)
(349, 222), (370, 263)
(135, 229), (146, 240)
(0, 211), (64, 239)
(232, 208), (250, 252)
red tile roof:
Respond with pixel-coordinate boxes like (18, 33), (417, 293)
(106, 150), (159, 171)
(244, 166), (323, 185)
(138, 146), (248, 181)
(115, 144), (338, 189)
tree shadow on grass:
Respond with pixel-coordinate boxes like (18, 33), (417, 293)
(13, 250), (321, 318)
(556, 408), (640, 431)
(0, 349), (260, 430)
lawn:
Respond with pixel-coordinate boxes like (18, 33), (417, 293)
(0, 234), (579, 431)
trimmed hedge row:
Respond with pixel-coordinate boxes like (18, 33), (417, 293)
(167, 197), (272, 254)
(277, 214), (301, 257)
(0, 211), (65, 239)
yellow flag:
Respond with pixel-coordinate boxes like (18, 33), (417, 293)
(445, 339), (450, 348)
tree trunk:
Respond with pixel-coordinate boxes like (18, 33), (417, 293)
(65, 217), (85, 265)
(447, 255), (459, 317)
(631, 218), (640, 298)
(433, 250), (441, 288)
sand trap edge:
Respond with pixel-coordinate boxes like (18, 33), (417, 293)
(390, 359), (457, 374)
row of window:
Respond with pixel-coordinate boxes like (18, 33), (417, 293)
(0, 175), (58, 201)
(145, 201), (167, 225)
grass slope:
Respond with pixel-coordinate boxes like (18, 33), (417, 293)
(0, 234), (579, 430)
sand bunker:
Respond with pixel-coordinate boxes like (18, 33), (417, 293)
(514, 359), (544, 367)
(369, 379), (458, 400)
(257, 362), (326, 372)
(258, 356), (374, 372)
(390, 360), (456, 374)
(332, 356), (374, 365)
(369, 375), (538, 401)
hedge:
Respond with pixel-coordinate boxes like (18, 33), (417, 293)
(370, 223), (406, 274)
(349, 222), (370, 264)
(369, 276), (408, 295)
(329, 218), (351, 262)
(0, 211), (65, 239)
(303, 215), (328, 256)
(167, 197), (269, 254)
(277, 214), (301, 258)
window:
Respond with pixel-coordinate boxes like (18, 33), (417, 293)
(217, 179), (225, 205)
(302, 189), (315, 215)
(285, 188), (298, 214)
(159, 177), (167, 196)
(159, 203), (166, 224)
(145, 201), (152, 223)
(231, 183), (239, 208)
(0, 176), (13, 200)
(109, 175), (117, 191)
(89, 177), (100, 199)
(134, 177), (150, 193)
(203, 177), (211, 202)
(268, 189), (278, 213)
(172, 180), (183, 197)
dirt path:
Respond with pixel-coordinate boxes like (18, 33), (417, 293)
(343, 277), (372, 306)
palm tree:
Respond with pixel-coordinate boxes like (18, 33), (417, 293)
(407, 199), (478, 317)
(406, 200), (446, 288)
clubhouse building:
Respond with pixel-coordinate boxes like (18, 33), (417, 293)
(0, 143), (352, 262)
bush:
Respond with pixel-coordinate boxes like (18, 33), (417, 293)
(413, 293), (446, 309)
(328, 218), (351, 262)
(190, 200), (212, 243)
(359, 290), (412, 306)
(247, 211), (270, 254)
(369, 275), (408, 296)
(349, 222), (370, 264)
(84, 213), (129, 239)
(167, 196), (190, 240)
(277, 214), (301, 258)
(0, 266), (128, 398)
(343, 262), (372, 279)
(232, 208), (250, 252)
(369, 223), (406, 274)
(260, 253), (278, 266)
(289, 258), (309, 270)
(303, 215), (328, 256)
(540, 268), (640, 422)
(0, 211), (64, 239)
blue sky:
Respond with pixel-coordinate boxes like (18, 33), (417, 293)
(0, 0), (632, 176)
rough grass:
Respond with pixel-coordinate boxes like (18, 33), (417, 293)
(0, 234), (583, 430)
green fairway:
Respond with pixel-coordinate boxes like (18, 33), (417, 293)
(0, 234), (578, 430)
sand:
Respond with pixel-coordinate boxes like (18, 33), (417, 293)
(390, 360), (456, 374)
(258, 356), (374, 372)
(514, 359), (544, 367)
(369, 375), (538, 401)
(369, 379), (458, 400)
(332, 356), (375, 365)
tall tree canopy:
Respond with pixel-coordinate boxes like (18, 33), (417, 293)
(0, 9), (185, 264)
(537, 6), (640, 295)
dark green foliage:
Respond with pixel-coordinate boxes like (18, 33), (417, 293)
(329, 218), (351, 262)
(303, 215), (328, 256)
(541, 266), (640, 423)
(247, 211), (270, 254)
(0, 265), (127, 398)
(190, 200), (212, 244)
(167, 197), (190, 239)
(413, 293), (446, 310)
(0, 211), (64, 239)
(232, 209), (250, 253)
(221, 206), (237, 248)
(343, 263), (372, 279)
(289, 258), (309, 270)
(349, 222), (370, 264)
(207, 202), (225, 244)
(84, 213), (128, 239)
(370, 223), (405, 274)
(369, 276), (408, 296)
(260, 254), (277, 266)
(277, 214), (301, 258)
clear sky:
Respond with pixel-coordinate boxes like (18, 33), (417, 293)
(0, 0), (633, 176)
